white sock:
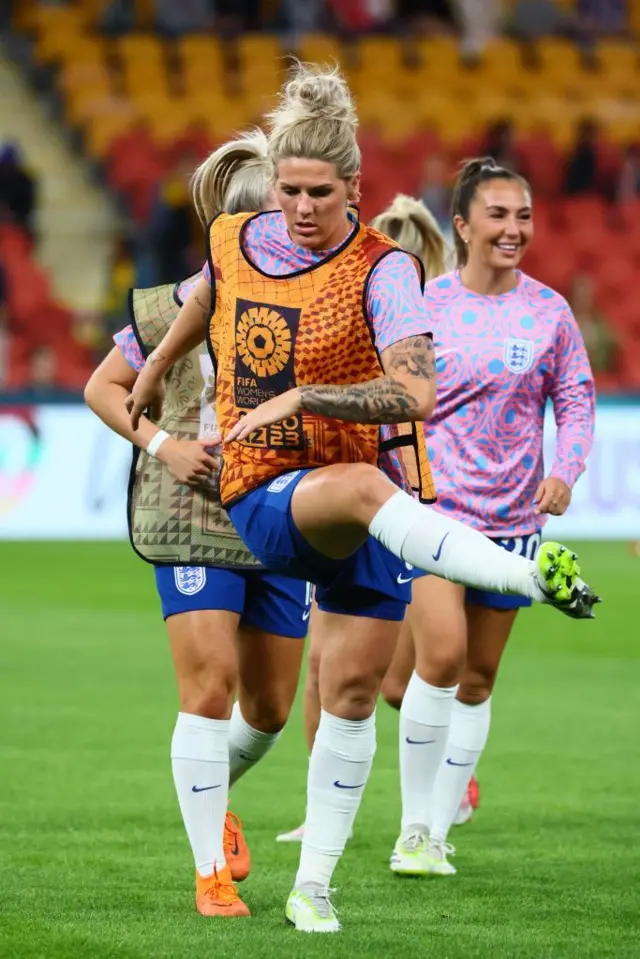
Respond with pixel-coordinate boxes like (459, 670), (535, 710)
(399, 673), (457, 833)
(295, 709), (376, 892)
(228, 701), (282, 787)
(369, 491), (545, 600)
(429, 698), (492, 844)
(170, 712), (230, 876)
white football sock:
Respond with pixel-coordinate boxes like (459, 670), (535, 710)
(399, 673), (457, 833)
(170, 712), (230, 876)
(228, 701), (282, 787)
(429, 698), (492, 844)
(369, 491), (545, 600)
(295, 709), (376, 892)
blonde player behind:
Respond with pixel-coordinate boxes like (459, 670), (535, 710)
(86, 130), (311, 919)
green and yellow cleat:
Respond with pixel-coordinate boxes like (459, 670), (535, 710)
(537, 542), (601, 619)
(285, 884), (341, 933)
(390, 832), (457, 877)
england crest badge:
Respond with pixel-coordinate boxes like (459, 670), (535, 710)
(174, 566), (207, 596)
(503, 338), (533, 373)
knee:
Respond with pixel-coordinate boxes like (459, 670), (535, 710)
(380, 673), (407, 711)
(324, 668), (380, 721)
(416, 645), (466, 689)
(239, 691), (290, 734)
(457, 668), (495, 706)
(348, 464), (390, 522)
(177, 663), (236, 720)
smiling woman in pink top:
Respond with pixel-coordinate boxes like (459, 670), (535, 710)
(385, 158), (597, 878)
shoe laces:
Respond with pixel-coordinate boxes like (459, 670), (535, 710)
(223, 811), (242, 851)
(427, 837), (455, 859)
(204, 865), (239, 906)
(400, 830), (428, 852)
(299, 883), (338, 920)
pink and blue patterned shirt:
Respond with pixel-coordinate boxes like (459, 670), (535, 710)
(423, 270), (595, 535)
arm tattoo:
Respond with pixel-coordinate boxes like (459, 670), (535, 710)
(384, 334), (436, 380)
(298, 335), (436, 425)
(299, 377), (418, 424)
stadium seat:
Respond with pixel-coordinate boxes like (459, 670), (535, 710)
(85, 112), (137, 160)
(31, 3), (88, 35)
(294, 33), (344, 66)
(595, 40), (640, 97)
(35, 23), (89, 66)
(178, 36), (225, 94)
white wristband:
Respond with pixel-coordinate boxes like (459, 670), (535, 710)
(146, 430), (171, 458)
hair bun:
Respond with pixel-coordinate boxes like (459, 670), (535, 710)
(266, 61), (361, 180)
(270, 61), (358, 130)
(461, 156), (498, 180)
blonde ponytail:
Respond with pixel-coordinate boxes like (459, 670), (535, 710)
(371, 194), (448, 280)
(266, 61), (360, 180)
(190, 128), (270, 226)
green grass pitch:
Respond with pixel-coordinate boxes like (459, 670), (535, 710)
(1, 541), (639, 959)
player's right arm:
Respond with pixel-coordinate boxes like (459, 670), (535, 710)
(85, 343), (217, 485)
(126, 275), (212, 429)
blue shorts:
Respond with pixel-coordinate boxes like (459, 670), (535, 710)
(228, 469), (412, 622)
(413, 531), (541, 610)
(154, 565), (312, 639)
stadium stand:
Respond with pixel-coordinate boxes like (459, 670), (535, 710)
(4, 0), (640, 390)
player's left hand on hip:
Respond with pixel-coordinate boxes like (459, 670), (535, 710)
(534, 476), (571, 516)
(224, 389), (302, 444)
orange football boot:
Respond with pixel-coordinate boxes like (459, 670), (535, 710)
(196, 864), (250, 917)
(224, 810), (251, 882)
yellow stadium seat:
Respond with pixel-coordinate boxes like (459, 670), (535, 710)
(31, 3), (88, 34)
(534, 37), (583, 77)
(181, 59), (225, 96)
(606, 117), (640, 145)
(237, 33), (283, 72)
(526, 99), (582, 149)
(242, 83), (281, 118)
(597, 39), (639, 74)
(34, 25), (87, 65)
(201, 96), (255, 140)
(412, 95), (474, 140)
(595, 40), (640, 96)
(178, 36), (225, 98)
(120, 60), (171, 98)
(86, 113), (135, 159)
(414, 64), (478, 104)
(417, 36), (459, 74)
(294, 33), (343, 68)
(58, 60), (112, 96)
(62, 36), (109, 67)
(116, 33), (165, 66)
(177, 34), (224, 68)
(474, 38), (526, 95)
(128, 92), (182, 124)
(357, 35), (405, 75)
(471, 92), (520, 128)
(65, 86), (117, 126)
(152, 111), (192, 148)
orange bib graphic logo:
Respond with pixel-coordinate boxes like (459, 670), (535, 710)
(234, 298), (305, 451)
